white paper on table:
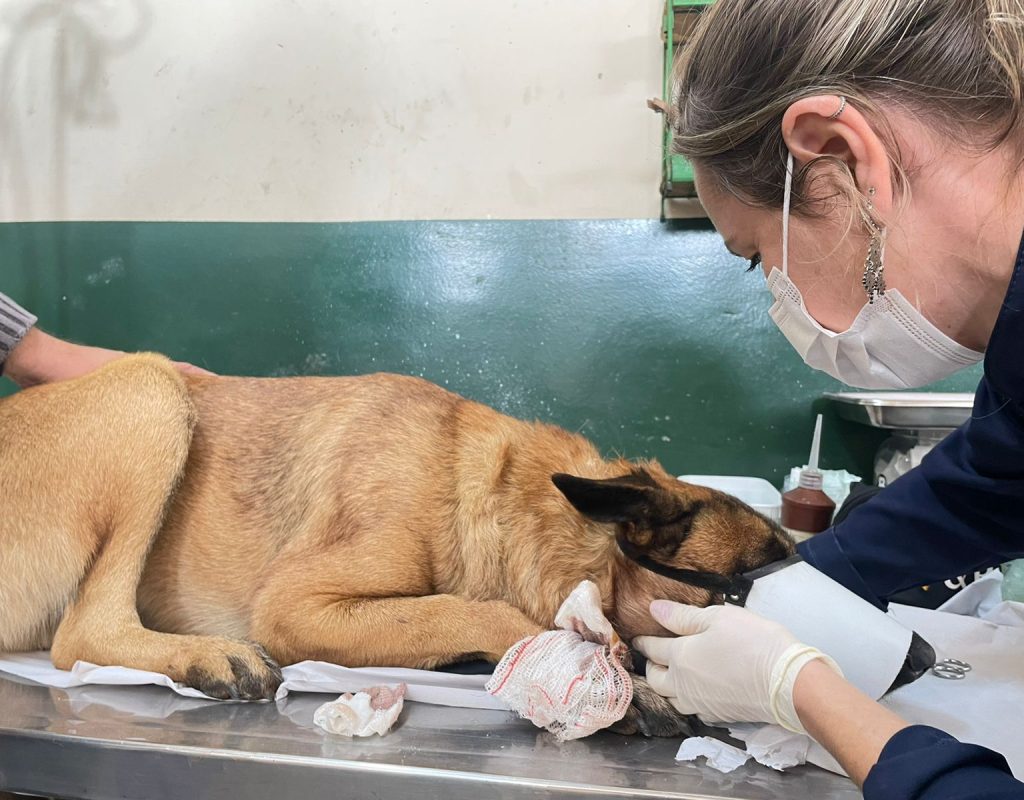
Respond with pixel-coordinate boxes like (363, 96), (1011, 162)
(675, 736), (751, 773)
(0, 651), (213, 698)
(726, 723), (819, 772)
(0, 651), (504, 710)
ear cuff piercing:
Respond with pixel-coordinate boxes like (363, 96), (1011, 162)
(828, 96), (847, 121)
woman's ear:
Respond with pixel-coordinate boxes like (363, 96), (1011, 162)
(782, 95), (894, 218)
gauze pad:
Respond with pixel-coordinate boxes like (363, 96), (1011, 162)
(486, 581), (633, 741)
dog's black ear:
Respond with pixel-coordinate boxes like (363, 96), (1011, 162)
(552, 472), (674, 524)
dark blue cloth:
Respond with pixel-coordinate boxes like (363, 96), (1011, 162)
(799, 234), (1024, 608)
(865, 727), (1023, 799)
(799, 239), (1024, 798)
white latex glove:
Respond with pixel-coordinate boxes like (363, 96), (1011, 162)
(634, 600), (842, 733)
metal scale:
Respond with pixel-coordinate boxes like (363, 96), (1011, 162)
(826, 392), (975, 487)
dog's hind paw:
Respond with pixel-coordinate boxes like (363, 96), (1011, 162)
(178, 639), (283, 701)
(609, 675), (696, 738)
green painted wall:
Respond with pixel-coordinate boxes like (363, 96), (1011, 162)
(0, 220), (982, 486)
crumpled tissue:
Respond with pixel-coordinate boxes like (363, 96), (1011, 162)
(313, 683), (407, 737)
(675, 737), (751, 773)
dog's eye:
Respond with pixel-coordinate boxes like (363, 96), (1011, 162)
(746, 253), (762, 273)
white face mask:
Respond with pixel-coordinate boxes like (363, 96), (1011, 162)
(766, 154), (984, 389)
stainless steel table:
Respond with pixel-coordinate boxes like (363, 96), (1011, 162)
(0, 673), (859, 800)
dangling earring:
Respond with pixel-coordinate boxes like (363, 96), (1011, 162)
(862, 187), (886, 303)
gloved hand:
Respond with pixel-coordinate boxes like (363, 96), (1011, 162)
(634, 600), (841, 733)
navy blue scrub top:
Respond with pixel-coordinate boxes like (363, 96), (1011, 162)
(799, 235), (1024, 797)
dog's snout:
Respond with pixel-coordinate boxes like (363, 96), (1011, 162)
(744, 520), (796, 573)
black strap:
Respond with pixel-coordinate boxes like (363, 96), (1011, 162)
(615, 534), (754, 606)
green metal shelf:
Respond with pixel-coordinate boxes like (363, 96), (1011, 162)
(659, 0), (713, 205)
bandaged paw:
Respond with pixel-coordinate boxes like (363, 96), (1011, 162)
(313, 684), (406, 737)
(486, 581), (633, 741)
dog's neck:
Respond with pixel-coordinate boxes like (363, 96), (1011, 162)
(443, 417), (628, 627)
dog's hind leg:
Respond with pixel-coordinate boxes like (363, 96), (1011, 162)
(10, 356), (281, 699)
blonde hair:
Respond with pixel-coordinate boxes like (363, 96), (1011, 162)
(672, 0), (1024, 217)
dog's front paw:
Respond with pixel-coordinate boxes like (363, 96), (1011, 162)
(609, 675), (696, 738)
(174, 639), (283, 701)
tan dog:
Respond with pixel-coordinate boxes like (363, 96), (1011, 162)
(0, 355), (792, 734)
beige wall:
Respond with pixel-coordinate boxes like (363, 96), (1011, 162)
(0, 0), (665, 222)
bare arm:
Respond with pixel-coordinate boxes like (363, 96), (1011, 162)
(5, 328), (212, 388)
(793, 659), (910, 786)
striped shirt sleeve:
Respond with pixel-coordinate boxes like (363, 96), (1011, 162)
(0, 293), (38, 374)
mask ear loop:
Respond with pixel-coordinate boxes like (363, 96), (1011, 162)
(782, 152), (794, 278)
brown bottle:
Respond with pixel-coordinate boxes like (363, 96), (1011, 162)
(781, 414), (836, 536)
(781, 479), (836, 534)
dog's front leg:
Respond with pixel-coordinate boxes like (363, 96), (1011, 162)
(249, 541), (544, 669)
(251, 591), (544, 670)
(609, 675), (697, 738)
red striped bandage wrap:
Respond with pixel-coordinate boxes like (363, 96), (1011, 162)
(486, 581), (633, 741)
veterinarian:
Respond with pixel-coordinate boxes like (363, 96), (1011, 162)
(636, 1), (1024, 797)
(0, 292), (209, 386)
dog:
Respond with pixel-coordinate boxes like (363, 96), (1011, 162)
(0, 354), (793, 735)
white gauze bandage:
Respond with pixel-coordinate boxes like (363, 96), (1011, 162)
(486, 581), (633, 741)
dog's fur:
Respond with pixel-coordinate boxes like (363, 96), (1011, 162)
(0, 355), (792, 734)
